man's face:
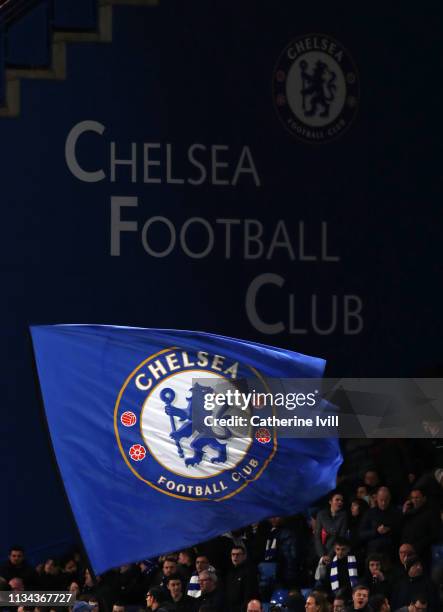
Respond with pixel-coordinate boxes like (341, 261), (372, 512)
(333, 599), (345, 612)
(231, 548), (246, 567)
(381, 599), (391, 612)
(364, 471), (379, 487)
(399, 544), (415, 565)
(330, 494), (344, 512)
(162, 560), (177, 576)
(246, 600), (262, 612)
(9, 550), (24, 566)
(64, 560), (77, 573)
(356, 486), (368, 499)
(178, 551), (191, 566)
(112, 606), (125, 612)
(199, 572), (215, 593)
(168, 579), (182, 600)
(410, 490), (425, 510)
(376, 489), (390, 510)
(195, 556), (209, 573)
(146, 594), (156, 610)
(45, 559), (57, 574)
(369, 560), (381, 574)
(351, 502), (360, 517)
(334, 544), (349, 560)
(352, 589), (369, 609)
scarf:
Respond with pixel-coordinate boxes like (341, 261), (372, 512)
(330, 554), (358, 592)
(265, 528), (278, 561)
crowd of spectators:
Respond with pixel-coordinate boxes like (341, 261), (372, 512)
(1, 438), (442, 612)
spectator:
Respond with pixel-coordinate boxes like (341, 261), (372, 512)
(364, 470), (382, 494)
(304, 590), (329, 612)
(361, 554), (390, 599)
(110, 563), (141, 605)
(348, 498), (369, 557)
(146, 587), (169, 611)
(112, 604), (125, 612)
(359, 487), (401, 557)
(195, 571), (224, 612)
(37, 559), (63, 589)
(314, 492), (348, 562)
(151, 557), (178, 591)
(400, 489), (440, 560)
(393, 595), (428, 611)
(333, 595), (346, 612)
(61, 559), (80, 587)
(315, 537), (358, 599)
(346, 585), (371, 611)
(225, 545), (259, 612)
(68, 581), (82, 599)
(356, 485), (371, 505)
(166, 574), (195, 611)
(391, 543), (417, 583)
(187, 556), (215, 599)
(246, 600), (262, 612)
(177, 550), (195, 583)
(391, 557), (439, 611)
(0, 547), (37, 588)
(266, 516), (303, 587)
(368, 594), (390, 611)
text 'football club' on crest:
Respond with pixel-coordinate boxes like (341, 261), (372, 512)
(114, 348), (276, 501)
(272, 34), (359, 143)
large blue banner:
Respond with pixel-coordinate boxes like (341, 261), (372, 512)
(31, 324), (341, 573)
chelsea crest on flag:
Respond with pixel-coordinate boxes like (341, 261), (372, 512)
(30, 325), (342, 574)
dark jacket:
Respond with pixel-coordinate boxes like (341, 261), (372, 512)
(359, 505), (401, 553)
(361, 572), (391, 599)
(167, 594), (196, 611)
(225, 561), (259, 612)
(0, 561), (37, 588)
(400, 502), (440, 558)
(196, 588), (225, 612)
(391, 573), (440, 612)
(314, 508), (348, 557)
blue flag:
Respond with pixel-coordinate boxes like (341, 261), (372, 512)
(30, 325), (341, 574)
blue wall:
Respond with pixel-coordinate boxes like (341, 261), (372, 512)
(2, 0), (442, 563)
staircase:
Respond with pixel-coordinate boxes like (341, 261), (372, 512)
(0, 0), (158, 117)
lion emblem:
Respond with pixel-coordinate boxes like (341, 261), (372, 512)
(161, 383), (233, 467)
(300, 59), (337, 118)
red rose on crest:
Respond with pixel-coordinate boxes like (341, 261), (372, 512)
(129, 444), (146, 461)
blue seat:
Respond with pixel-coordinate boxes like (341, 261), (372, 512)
(258, 561), (277, 588)
(301, 588), (312, 599)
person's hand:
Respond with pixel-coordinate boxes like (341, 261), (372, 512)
(377, 524), (390, 534)
(320, 555), (331, 565)
(372, 570), (385, 581)
(402, 500), (413, 514)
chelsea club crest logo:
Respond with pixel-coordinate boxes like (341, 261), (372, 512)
(272, 34), (359, 143)
(114, 348), (276, 501)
